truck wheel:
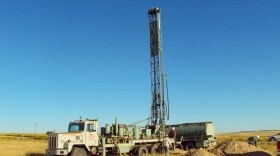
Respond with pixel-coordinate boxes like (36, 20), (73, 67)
(90, 147), (97, 155)
(149, 144), (158, 154)
(270, 137), (277, 142)
(137, 146), (148, 156)
(185, 143), (195, 151)
(157, 145), (164, 153)
(71, 148), (88, 156)
(133, 146), (140, 155)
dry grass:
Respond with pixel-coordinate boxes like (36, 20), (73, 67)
(0, 134), (47, 156)
(0, 133), (47, 140)
(0, 139), (47, 156)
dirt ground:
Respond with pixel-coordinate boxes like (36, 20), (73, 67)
(177, 140), (274, 156)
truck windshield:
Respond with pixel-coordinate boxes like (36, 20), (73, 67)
(68, 123), (85, 132)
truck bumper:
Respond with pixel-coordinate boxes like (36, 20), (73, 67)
(46, 149), (68, 156)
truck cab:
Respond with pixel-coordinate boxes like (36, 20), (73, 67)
(46, 119), (99, 156)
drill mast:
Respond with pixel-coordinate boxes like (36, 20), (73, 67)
(148, 8), (169, 135)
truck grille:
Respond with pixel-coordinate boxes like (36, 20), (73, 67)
(49, 136), (57, 149)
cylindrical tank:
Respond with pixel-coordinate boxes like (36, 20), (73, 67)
(145, 129), (151, 138)
(102, 137), (106, 144)
(169, 122), (215, 140)
(105, 124), (110, 134)
(119, 126), (124, 137)
(115, 118), (118, 136)
(133, 126), (140, 139)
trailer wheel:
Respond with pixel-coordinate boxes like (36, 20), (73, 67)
(137, 146), (148, 156)
(149, 144), (158, 154)
(185, 143), (195, 151)
(71, 148), (88, 156)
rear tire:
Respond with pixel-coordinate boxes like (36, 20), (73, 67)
(133, 146), (140, 155)
(137, 146), (148, 156)
(270, 137), (277, 142)
(149, 144), (158, 154)
(157, 145), (164, 153)
(71, 148), (88, 156)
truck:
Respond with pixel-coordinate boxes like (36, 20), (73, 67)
(166, 122), (216, 150)
(46, 118), (174, 156)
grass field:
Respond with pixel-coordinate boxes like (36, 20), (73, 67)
(0, 131), (279, 156)
(0, 135), (47, 156)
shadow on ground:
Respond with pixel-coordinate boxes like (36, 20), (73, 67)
(26, 153), (45, 156)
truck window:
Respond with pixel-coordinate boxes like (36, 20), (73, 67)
(68, 123), (84, 132)
(86, 124), (96, 132)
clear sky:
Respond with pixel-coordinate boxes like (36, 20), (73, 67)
(0, 0), (279, 133)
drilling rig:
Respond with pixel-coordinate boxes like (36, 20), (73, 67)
(148, 7), (169, 137)
(46, 7), (174, 156)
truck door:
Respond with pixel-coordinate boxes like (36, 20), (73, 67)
(85, 123), (98, 146)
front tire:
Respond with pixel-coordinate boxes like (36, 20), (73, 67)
(71, 148), (88, 156)
(270, 137), (277, 142)
(149, 144), (158, 154)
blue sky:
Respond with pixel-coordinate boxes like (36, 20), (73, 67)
(0, 0), (279, 133)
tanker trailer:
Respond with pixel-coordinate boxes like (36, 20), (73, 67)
(166, 122), (216, 150)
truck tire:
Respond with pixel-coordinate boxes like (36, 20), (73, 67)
(149, 144), (158, 154)
(157, 145), (164, 153)
(133, 146), (140, 155)
(137, 146), (148, 156)
(71, 148), (88, 156)
(185, 143), (195, 151)
(270, 137), (277, 142)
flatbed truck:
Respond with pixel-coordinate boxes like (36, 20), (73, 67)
(46, 118), (174, 156)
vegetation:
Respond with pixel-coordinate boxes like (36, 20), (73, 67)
(0, 133), (47, 156)
(0, 133), (47, 141)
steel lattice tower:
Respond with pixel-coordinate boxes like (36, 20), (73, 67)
(148, 8), (168, 135)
